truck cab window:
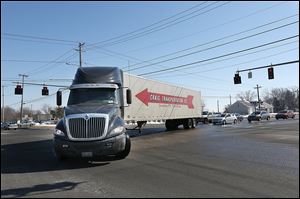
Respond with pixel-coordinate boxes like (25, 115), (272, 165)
(68, 88), (118, 105)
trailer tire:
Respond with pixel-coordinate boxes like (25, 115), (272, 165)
(183, 119), (193, 129)
(166, 120), (178, 131)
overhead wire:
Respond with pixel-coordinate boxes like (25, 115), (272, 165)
(128, 21), (299, 72)
(125, 14), (299, 70)
(87, 2), (230, 49)
(87, 1), (208, 48)
(138, 35), (299, 76)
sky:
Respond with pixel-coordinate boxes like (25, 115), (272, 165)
(1, 1), (299, 113)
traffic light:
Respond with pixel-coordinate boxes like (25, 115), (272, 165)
(15, 85), (23, 95)
(56, 91), (62, 106)
(42, 86), (49, 95)
(268, 67), (274, 79)
(234, 73), (241, 84)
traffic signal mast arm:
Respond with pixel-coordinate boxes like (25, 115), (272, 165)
(236, 60), (299, 73)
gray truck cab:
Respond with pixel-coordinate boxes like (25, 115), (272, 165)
(53, 67), (131, 160)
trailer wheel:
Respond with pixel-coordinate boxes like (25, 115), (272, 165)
(183, 119), (193, 129)
(166, 120), (178, 131)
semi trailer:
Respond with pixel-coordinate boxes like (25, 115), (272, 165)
(53, 67), (202, 160)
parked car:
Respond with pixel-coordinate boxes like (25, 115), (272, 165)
(208, 112), (221, 123)
(248, 111), (270, 123)
(275, 110), (295, 120)
(212, 113), (237, 125)
(233, 113), (244, 122)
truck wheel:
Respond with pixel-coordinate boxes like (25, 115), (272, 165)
(166, 120), (178, 131)
(116, 134), (131, 160)
(183, 119), (193, 129)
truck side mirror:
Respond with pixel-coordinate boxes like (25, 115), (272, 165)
(57, 91), (62, 106)
(126, 89), (132, 104)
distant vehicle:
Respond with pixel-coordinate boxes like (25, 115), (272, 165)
(208, 112), (221, 123)
(275, 110), (295, 120)
(233, 113), (244, 122)
(199, 111), (212, 124)
(248, 111), (270, 123)
(1, 122), (18, 130)
(212, 113), (237, 125)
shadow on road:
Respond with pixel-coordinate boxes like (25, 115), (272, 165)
(1, 181), (85, 198)
(1, 139), (109, 174)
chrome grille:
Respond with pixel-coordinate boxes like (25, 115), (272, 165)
(67, 114), (107, 140)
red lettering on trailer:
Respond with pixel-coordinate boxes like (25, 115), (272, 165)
(135, 88), (194, 109)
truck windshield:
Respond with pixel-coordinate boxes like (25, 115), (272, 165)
(68, 88), (118, 106)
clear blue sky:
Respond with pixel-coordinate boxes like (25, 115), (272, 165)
(1, 1), (299, 113)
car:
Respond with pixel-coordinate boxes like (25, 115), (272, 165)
(248, 111), (270, 123)
(208, 112), (221, 123)
(233, 113), (244, 122)
(1, 122), (18, 130)
(275, 110), (295, 120)
(212, 113), (237, 125)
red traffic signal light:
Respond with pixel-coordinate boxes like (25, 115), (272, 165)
(234, 73), (241, 84)
(268, 67), (274, 79)
(15, 85), (23, 95)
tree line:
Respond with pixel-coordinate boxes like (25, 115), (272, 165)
(235, 87), (299, 112)
(1, 104), (64, 122)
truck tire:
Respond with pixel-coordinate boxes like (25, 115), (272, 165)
(166, 120), (178, 131)
(183, 119), (193, 129)
(116, 134), (131, 160)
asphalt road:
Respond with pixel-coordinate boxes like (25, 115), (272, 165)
(1, 118), (299, 198)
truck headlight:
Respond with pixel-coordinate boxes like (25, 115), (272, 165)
(111, 126), (125, 135)
(54, 129), (65, 136)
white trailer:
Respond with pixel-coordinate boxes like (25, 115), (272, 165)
(123, 73), (202, 130)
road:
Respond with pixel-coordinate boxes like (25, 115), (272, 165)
(1, 118), (299, 198)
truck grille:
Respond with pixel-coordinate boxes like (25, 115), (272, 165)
(66, 114), (108, 141)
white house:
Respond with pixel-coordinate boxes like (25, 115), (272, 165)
(227, 100), (273, 115)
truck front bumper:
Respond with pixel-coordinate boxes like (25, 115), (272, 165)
(53, 133), (127, 159)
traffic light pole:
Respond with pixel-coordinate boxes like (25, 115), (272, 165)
(19, 74), (28, 124)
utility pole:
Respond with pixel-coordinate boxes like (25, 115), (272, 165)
(254, 84), (262, 110)
(2, 85), (5, 122)
(217, 100), (219, 113)
(78, 42), (85, 68)
(19, 74), (28, 123)
(229, 94), (232, 106)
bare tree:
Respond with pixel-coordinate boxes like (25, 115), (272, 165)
(41, 104), (52, 114)
(236, 90), (256, 101)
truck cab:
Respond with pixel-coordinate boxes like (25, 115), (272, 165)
(53, 67), (131, 160)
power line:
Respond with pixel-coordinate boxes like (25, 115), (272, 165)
(87, 2), (229, 49)
(139, 35), (299, 76)
(2, 32), (79, 44)
(87, 2), (208, 47)
(1, 59), (68, 64)
(149, 41), (299, 78)
(126, 14), (299, 70)
(1, 36), (76, 46)
(123, 2), (289, 55)
(129, 21), (299, 72)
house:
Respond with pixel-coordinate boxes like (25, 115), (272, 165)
(227, 100), (273, 115)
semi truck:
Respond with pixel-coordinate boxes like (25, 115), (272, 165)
(53, 67), (202, 160)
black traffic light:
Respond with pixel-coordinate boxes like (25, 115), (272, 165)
(234, 73), (241, 84)
(268, 67), (274, 79)
(56, 91), (62, 106)
(15, 85), (23, 95)
(42, 86), (49, 95)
